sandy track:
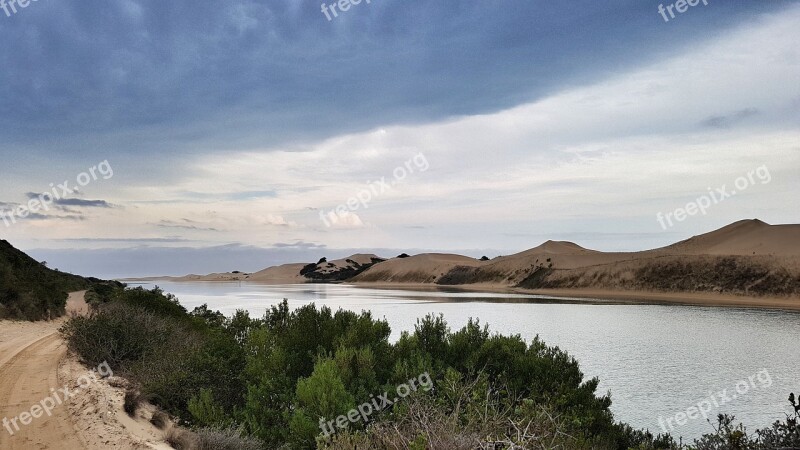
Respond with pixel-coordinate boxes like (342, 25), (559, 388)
(0, 334), (84, 449)
(0, 292), (86, 450)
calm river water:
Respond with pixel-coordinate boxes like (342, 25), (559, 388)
(139, 281), (800, 440)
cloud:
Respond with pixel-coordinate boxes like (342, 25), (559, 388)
(23, 193), (114, 208)
(21, 213), (51, 221)
(272, 241), (327, 249)
(0, 204), (85, 223)
(263, 215), (293, 227)
(156, 219), (220, 232)
(3, 3), (799, 276)
(320, 211), (365, 229)
(0, 1), (791, 164)
(60, 237), (193, 243)
(52, 198), (114, 208)
(700, 107), (759, 128)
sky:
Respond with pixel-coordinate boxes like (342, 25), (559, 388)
(1, 0), (798, 278)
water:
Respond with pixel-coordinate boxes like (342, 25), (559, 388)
(138, 281), (800, 441)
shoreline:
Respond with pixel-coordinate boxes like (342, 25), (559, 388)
(348, 282), (800, 311)
(126, 277), (800, 312)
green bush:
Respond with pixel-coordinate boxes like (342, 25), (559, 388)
(60, 302), (180, 367)
(60, 289), (800, 450)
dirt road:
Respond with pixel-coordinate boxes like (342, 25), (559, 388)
(0, 292), (87, 450)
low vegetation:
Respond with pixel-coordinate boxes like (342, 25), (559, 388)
(61, 285), (800, 449)
(300, 257), (387, 282)
(633, 257), (800, 296)
(0, 239), (96, 320)
(435, 254), (800, 297)
(518, 256), (800, 297)
(436, 265), (507, 285)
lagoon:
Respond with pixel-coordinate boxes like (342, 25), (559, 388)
(140, 281), (800, 440)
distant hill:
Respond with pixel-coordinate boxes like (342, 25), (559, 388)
(353, 219), (800, 297)
(170, 253), (386, 283)
(353, 253), (481, 283)
(662, 219), (800, 256)
(0, 240), (96, 320)
(298, 254), (386, 282)
(166, 219), (800, 299)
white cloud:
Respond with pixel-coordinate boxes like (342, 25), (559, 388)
(322, 210), (365, 229)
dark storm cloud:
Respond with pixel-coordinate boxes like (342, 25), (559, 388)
(0, 0), (789, 161)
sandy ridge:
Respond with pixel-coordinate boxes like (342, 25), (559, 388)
(0, 292), (172, 450)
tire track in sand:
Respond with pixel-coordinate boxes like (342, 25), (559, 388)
(0, 293), (86, 450)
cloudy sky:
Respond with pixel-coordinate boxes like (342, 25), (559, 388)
(1, 0), (798, 278)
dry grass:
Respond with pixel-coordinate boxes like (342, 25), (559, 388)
(164, 426), (195, 450)
(123, 388), (145, 417)
(149, 410), (170, 430)
(164, 426), (262, 450)
(192, 427), (262, 450)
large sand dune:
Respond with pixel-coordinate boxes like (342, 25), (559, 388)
(660, 219), (800, 256)
(161, 220), (800, 308)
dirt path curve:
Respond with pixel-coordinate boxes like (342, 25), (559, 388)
(0, 291), (87, 450)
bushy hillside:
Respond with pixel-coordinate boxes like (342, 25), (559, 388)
(514, 255), (800, 296)
(0, 239), (95, 320)
(300, 255), (386, 282)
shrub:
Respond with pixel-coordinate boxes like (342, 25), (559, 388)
(85, 281), (125, 309)
(124, 389), (145, 416)
(60, 302), (180, 368)
(163, 427), (195, 450)
(150, 410), (170, 430)
(300, 263), (318, 276)
(188, 389), (230, 428)
(116, 286), (189, 319)
(290, 359), (355, 445)
(193, 427), (263, 450)
(60, 288), (204, 418)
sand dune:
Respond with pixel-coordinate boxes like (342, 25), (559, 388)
(248, 263), (309, 283)
(660, 219), (800, 256)
(354, 220), (800, 300)
(353, 253), (482, 283)
(170, 253), (386, 283)
(162, 220), (800, 305)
